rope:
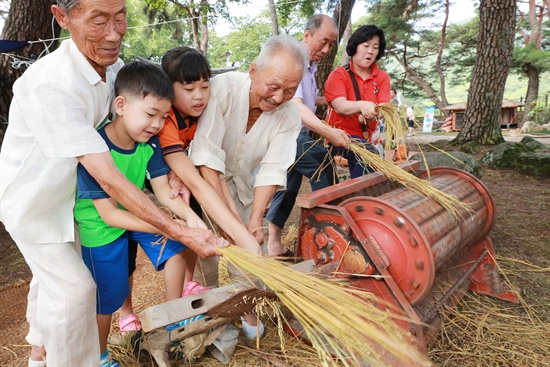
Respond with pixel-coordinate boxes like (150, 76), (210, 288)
(1, 0), (337, 69)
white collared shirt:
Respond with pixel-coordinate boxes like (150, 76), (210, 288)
(189, 71), (301, 211)
(0, 39), (123, 244)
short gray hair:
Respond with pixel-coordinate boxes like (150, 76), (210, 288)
(255, 34), (309, 75)
(55, 0), (80, 13)
(305, 14), (336, 33)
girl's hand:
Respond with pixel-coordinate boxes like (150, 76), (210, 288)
(184, 213), (208, 230)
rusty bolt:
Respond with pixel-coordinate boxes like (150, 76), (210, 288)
(409, 237), (418, 248)
(410, 279), (421, 290)
(356, 205), (365, 212)
(415, 259), (425, 270)
(393, 217), (405, 228)
(374, 207), (384, 215)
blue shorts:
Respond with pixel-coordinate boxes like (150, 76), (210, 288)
(81, 231), (187, 314)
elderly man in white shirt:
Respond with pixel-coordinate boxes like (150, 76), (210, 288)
(189, 34), (308, 338)
(0, 1), (224, 366)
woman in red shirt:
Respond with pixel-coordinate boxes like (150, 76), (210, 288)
(325, 25), (390, 178)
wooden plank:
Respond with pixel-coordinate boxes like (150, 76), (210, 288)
(296, 161), (419, 208)
(140, 260), (316, 332)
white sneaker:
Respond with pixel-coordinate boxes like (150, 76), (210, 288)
(241, 316), (265, 340)
(28, 358), (46, 367)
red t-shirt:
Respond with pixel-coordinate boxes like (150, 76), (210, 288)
(158, 106), (198, 155)
(324, 62), (390, 139)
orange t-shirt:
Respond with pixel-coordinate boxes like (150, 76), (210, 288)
(158, 106), (198, 155)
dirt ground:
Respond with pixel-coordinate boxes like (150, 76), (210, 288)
(0, 139), (549, 367)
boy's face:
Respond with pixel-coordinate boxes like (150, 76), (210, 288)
(115, 94), (171, 143)
(173, 79), (211, 118)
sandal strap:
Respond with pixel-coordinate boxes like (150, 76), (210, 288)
(119, 313), (141, 330)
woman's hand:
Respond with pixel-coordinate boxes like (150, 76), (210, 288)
(358, 101), (378, 121)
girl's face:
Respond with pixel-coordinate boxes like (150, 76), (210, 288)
(352, 35), (380, 72)
(173, 78), (211, 118)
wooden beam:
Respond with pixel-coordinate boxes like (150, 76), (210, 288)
(139, 260), (316, 332)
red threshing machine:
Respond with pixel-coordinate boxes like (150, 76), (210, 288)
(294, 162), (519, 359)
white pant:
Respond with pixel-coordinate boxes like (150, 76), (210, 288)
(15, 237), (100, 366)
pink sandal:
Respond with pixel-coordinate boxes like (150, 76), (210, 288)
(119, 313), (142, 335)
(182, 281), (209, 297)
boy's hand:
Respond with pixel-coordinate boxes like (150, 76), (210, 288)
(167, 171), (191, 204)
(185, 213), (208, 230)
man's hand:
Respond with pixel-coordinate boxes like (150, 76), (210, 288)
(167, 170), (191, 204)
(174, 223), (228, 258)
(247, 217), (265, 245)
(325, 126), (349, 148)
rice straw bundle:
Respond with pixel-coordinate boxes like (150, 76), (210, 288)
(348, 140), (471, 220)
(218, 245), (431, 367)
(375, 102), (407, 150)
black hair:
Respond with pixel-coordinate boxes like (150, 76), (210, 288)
(161, 46), (212, 84)
(114, 60), (174, 102)
(346, 25), (386, 60)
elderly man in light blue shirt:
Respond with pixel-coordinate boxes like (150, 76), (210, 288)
(266, 14), (349, 257)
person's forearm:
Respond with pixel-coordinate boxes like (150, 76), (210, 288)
(150, 176), (195, 222)
(297, 103), (348, 148)
(299, 102), (328, 135)
(198, 165), (225, 199)
(100, 206), (162, 234)
(166, 154), (238, 223)
(249, 185), (277, 227)
(79, 152), (178, 237)
(331, 99), (363, 116)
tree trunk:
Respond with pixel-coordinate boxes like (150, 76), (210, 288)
(0, 0), (60, 123)
(436, 0), (450, 107)
(190, 10), (201, 52)
(518, 0), (544, 126)
(199, 0), (209, 55)
(453, 0), (516, 146)
(268, 0), (279, 36)
(316, 0), (355, 105)
(522, 63), (540, 123)
(341, 18), (352, 66)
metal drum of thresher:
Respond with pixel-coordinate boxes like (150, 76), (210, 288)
(341, 167), (495, 306)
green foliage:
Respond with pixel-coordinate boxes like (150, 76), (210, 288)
(208, 14), (271, 70)
(512, 44), (550, 73)
(363, 0), (476, 103)
(527, 102), (550, 124)
(276, 0), (324, 27)
(120, 0), (184, 63)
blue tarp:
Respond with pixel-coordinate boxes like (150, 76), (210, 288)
(0, 40), (29, 53)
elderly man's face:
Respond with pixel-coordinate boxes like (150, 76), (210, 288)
(52, 0), (127, 78)
(303, 19), (338, 63)
(249, 52), (303, 112)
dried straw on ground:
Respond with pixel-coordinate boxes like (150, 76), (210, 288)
(348, 140), (471, 220)
(218, 245), (430, 367)
(429, 257), (550, 367)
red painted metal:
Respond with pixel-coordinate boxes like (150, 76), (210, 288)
(296, 165), (519, 356)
